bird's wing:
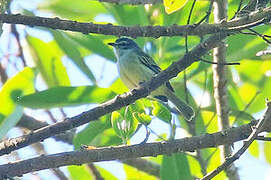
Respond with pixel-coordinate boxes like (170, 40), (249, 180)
(138, 51), (174, 92)
(138, 51), (161, 74)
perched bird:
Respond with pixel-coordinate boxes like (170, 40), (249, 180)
(108, 37), (194, 121)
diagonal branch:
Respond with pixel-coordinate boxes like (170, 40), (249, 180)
(17, 114), (75, 144)
(0, 32), (228, 156)
(1, 114), (271, 178)
(201, 100), (271, 180)
(0, 7), (270, 38)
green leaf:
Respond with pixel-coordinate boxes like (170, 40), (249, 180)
(161, 153), (192, 180)
(0, 67), (36, 138)
(27, 36), (70, 87)
(68, 165), (93, 180)
(132, 112), (151, 126)
(264, 137), (271, 164)
(163, 0), (188, 14)
(104, 5), (148, 26)
(248, 141), (260, 158)
(17, 86), (115, 109)
(227, 26), (271, 61)
(50, 30), (97, 83)
(110, 78), (129, 94)
(66, 33), (115, 62)
(124, 163), (156, 180)
(73, 115), (111, 149)
(187, 154), (203, 177)
(39, 0), (106, 21)
(96, 166), (118, 180)
(151, 101), (172, 123)
(111, 111), (124, 139)
(111, 106), (138, 143)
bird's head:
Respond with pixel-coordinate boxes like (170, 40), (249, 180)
(108, 37), (140, 58)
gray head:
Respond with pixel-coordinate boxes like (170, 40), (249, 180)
(108, 37), (140, 50)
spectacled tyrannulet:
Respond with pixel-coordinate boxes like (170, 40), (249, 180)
(108, 37), (194, 121)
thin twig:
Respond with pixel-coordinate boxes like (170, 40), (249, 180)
(200, 58), (240, 65)
(184, 0), (197, 105)
(232, 0), (244, 19)
(255, 136), (271, 141)
(248, 28), (271, 44)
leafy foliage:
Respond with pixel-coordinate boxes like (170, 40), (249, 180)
(0, 0), (270, 179)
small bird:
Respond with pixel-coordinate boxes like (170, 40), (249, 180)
(108, 37), (194, 121)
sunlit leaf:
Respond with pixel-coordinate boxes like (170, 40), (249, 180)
(163, 0), (188, 14)
(68, 165), (93, 180)
(206, 149), (227, 180)
(111, 111), (124, 140)
(17, 86), (115, 109)
(0, 67), (36, 138)
(264, 137), (271, 164)
(73, 115), (111, 149)
(151, 101), (172, 123)
(110, 78), (129, 94)
(248, 141), (260, 158)
(187, 154), (203, 177)
(133, 112), (151, 126)
(104, 5), (148, 26)
(26, 36), (70, 87)
(39, 0), (106, 21)
(161, 153), (192, 180)
(111, 106), (138, 143)
(124, 163), (156, 180)
(96, 166), (118, 180)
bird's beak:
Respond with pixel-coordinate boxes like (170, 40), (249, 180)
(108, 42), (115, 46)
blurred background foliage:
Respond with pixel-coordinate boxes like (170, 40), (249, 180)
(0, 0), (270, 179)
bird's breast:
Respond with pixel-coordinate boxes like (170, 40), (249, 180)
(117, 53), (154, 89)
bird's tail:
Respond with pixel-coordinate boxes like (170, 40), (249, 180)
(165, 90), (195, 121)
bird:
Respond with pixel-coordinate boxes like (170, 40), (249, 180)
(108, 37), (194, 121)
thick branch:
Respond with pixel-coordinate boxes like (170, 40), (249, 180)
(0, 32), (228, 156)
(17, 115), (160, 177)
(1, 117), (271, 178)
(0, 7), (270, 38)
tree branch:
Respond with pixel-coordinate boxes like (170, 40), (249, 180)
(98, 0), (162, 4)
(0, 32), (228, 156)
(17, 115), (161, 177)
(212, 1), (240, 179)
(16, 114), (74, 145)
(0, 7), (270, 38)
(1, 115), (271, 178)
